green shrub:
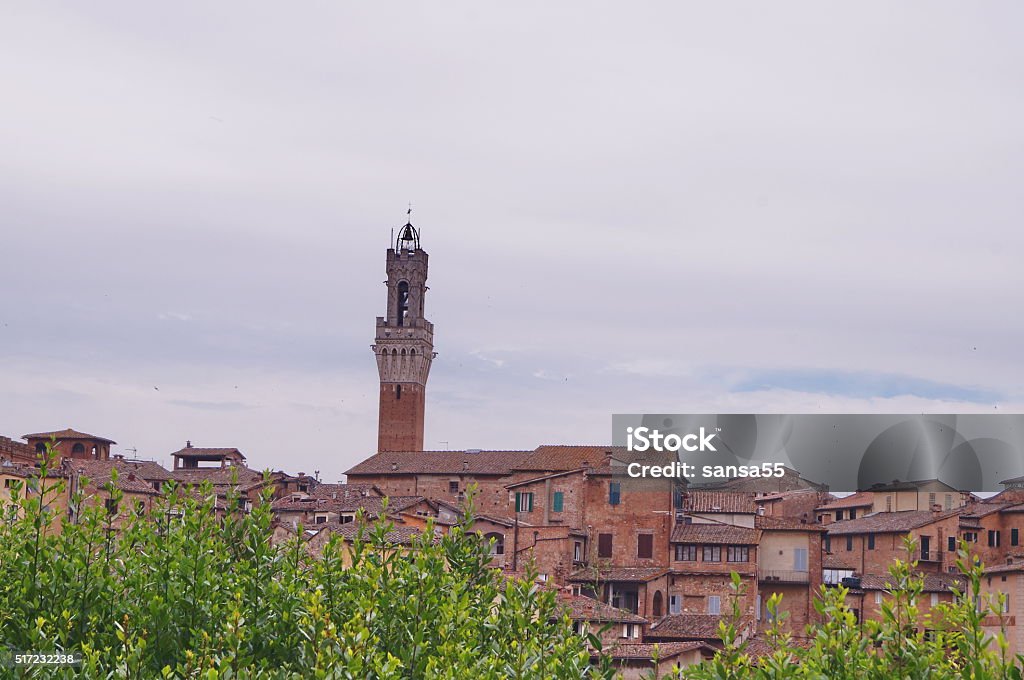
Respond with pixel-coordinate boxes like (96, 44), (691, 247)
(0, 449), (608, 679)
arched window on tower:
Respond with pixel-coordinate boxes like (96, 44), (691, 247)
(397, 281), (410, 326)
(72, 443), (86, 456)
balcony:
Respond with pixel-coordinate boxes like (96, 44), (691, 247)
(758, 569), (810, 584)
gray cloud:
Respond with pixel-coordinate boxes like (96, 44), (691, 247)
(0, 2), (1021, 481)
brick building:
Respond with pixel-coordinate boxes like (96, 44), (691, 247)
(23, 428), (116, 462)
(67, 458), (163, 528)
(0, 434), (36, 465)
(824, 508), (964, 575)
(754, 516), (825, 635)
(816, 491), (873, 524)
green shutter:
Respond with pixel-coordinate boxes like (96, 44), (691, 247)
(527, 493), (534, 512)
(515, 492), (522, 512)
(552, 491), (564, 513)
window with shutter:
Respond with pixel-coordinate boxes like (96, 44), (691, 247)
(515, 492), (534, 513)
(552, 491), (564, 513)
(598, 533), (613, 558)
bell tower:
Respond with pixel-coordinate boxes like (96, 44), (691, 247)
(372, 218), (435, 452)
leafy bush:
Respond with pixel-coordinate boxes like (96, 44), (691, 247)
(0, 452), (607, 679)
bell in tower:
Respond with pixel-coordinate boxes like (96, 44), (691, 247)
(371, 216), (436, 452)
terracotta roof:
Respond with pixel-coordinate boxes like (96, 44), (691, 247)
(66, 458), (173, 482)
(568, 566), (668, 583)
(757, 488), (821, 503)
(684, 491), (757, 514)
(960, 501), (1016, 519)
(166, 465), (263, 488)
(345, 450), (531, 476)
(601, 641), (708, 660)
(858, 573), (962, 593)
(650, 614), (731, 640)
(983, 489), (1024, 504)
(22, 428), (116, 444)
(714, 466), (826, 493)
(823, 553), (856, 570)
(0, 463), (63, 479)
(867, 479), (959, 492)
(318, 523), (427, 545)
(170, 447), (245, 459)
(513, 445), (623, 472)
(473, 514), (517, 528)
(506, 468), (586, 489)
(587, 448), (679, 475)
(984, 562), (1024, 575)
(555, 594), (646, 624)
(298, 495), (423, 519)
(816, 491), (874, 511)
(71, 460), (162, 496)
(671, 523), (759, 544)
(755, 516), (826, 532)
(271, 483), (382, 512)
(826, 509), (961, 535)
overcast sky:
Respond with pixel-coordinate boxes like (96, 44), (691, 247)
(1, 2), (1021, 481)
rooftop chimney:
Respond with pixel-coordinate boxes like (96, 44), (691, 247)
(186, 440), (192, 448)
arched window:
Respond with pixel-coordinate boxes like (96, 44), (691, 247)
(484, 532), (505, 555)
(397, 281), (410, 326)
(72, 443), (86, 456)
(653, 590), (663, 618)
(35, 443), (46, 454)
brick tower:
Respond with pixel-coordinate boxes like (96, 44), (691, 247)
(372, 219), (435, 452)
